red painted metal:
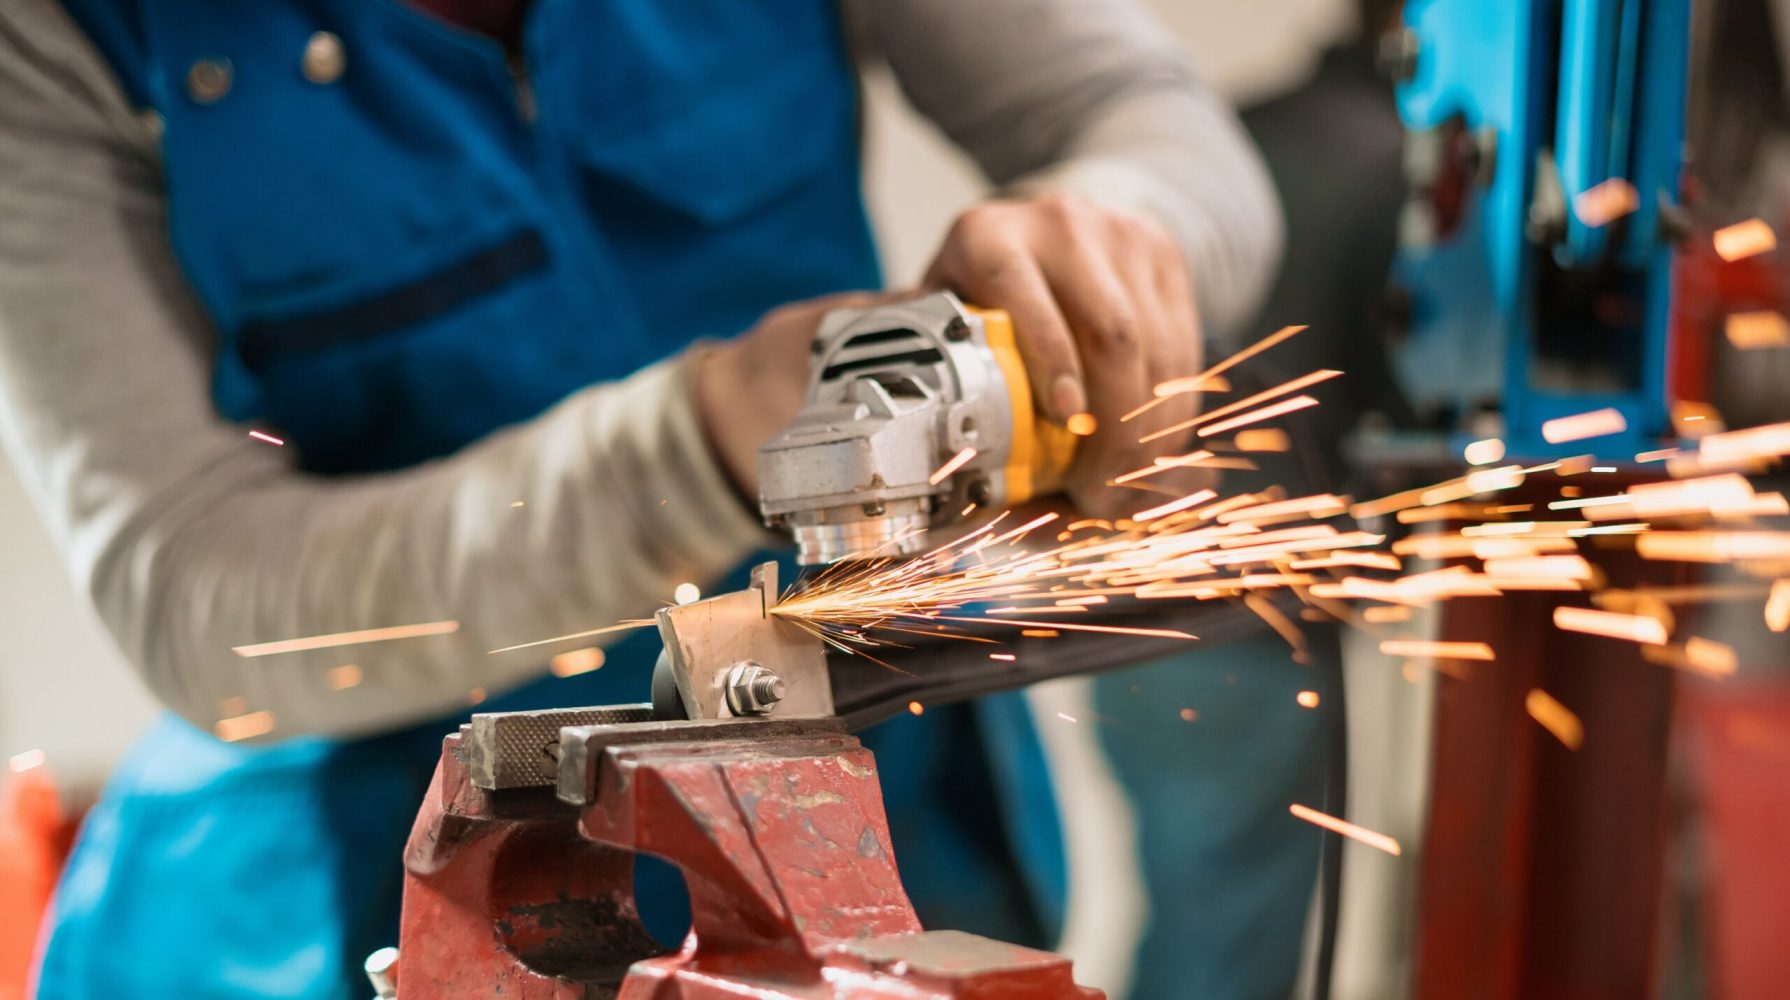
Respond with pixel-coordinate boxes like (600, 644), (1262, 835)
(396, 726), (1100, 999)
(1667, 215), (1790, 408)
(1413, 514), (1680, 999)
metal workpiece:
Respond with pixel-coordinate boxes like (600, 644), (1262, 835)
(758, 292), (1016, 564)
(825, 589), (1312, 730)
(653, 561), (833, 722)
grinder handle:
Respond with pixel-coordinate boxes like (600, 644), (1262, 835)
(969, 306), (1079, 504)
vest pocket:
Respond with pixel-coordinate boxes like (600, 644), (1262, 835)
(236, 227), (550, 371)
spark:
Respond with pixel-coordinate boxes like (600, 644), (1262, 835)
(673, 582), (702, 605)
(248, 429), (285, 446)
(1233, 428), (1291, 452)
(941, 616), (1196, 640)
(1067, 413), (1099, 436)
(1121, 374), (1230, 422)
(1288, 803), (1401, 856)
(1636, 531), (1790, 563)
(928, 446), (978, 485)
(990, 653), (1017, 661)
(1296, 690), (1320, 708)
(1057, 712), (1078, 723)
(1570, 522), (1649, 536)
(550, 647), (606, 677)
(488, 620), (654, 655)
(326, 664), (362, 690)
(1142, 369), (1340, 443)
(1572, 178), (1638, 227)
(1553, 606), (1668, 645)
(1695, 421), (1790, 470)
(1526, 689), (1584, 750)
(1245, 591), (1306, 658)
(8, 749), (45, 773)
(1682, 636), (1738, 677)
(1541, 408), (1628, 444)
(1672, 402), (1726, 439)
(1378, 640), (1496, 661)
(1133, 489), (1218, 522)
(1463, 438), (1506, 465)
(1113, 451), (1216, 484)
(1179, 708), (1198, 721)
(1148, 325), (1308, 402)
(1291, 551), (1402, 571)
(234, 620), (460, 658)
(1197, 395), (1320, 438)
(1481, 555), (1594, 582)
(1768, 580), (1790, 633)
(908, 701), (924, 716)
(1217, 494), (1349, 525)
(215, 710), (276, 742)
(1725, 311), (1789, 350)
(1713, 218), (1776, 262)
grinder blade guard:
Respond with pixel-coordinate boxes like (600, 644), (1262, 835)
(757, 293), (1031, 565)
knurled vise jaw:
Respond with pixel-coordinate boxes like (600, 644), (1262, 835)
(757, 292), (1029, 566)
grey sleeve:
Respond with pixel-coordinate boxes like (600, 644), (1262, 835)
(0, 0), (773, 742)
(856, 0), (1284, 339)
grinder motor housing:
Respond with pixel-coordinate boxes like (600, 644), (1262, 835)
(757, 292), (1077, 565)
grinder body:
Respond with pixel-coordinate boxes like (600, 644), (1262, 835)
(758, 292), (1077, 565)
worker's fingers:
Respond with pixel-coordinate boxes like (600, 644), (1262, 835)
(924, 195), (1215, 518)
(1114, 225), (1199, 456)
(1029, 206), (1156, 517)
(925, 206), (1087, 422)
(1146, 223), (1204, 426)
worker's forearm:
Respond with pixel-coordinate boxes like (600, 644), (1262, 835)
(73, 354), (768, 742)
(862, 0), (1283, 338)
(0, 0), (769, 740)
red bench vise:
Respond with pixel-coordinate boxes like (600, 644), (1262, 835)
(377, 706), (1101, 999)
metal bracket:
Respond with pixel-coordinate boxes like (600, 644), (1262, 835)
(654, 562), (833, 722)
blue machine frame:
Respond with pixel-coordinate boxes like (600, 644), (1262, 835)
(1390, 0), (1691, 459)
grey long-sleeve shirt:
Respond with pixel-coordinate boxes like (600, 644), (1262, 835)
(0, 0), (1281, 741)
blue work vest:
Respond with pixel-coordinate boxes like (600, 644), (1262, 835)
(40, 2), (1066, 996)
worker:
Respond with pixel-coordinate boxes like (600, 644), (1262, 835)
(0, 0), (1287, 996)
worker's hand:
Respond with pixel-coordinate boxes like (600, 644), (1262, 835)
(695, 291), (908, 498)
(925, 195), (1207, 518)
